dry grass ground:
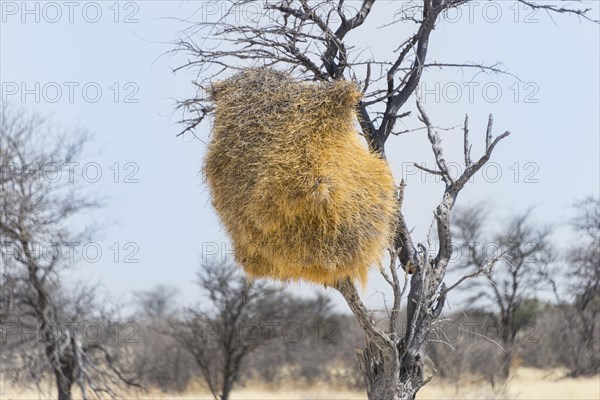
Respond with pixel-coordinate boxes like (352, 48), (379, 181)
(418, 367), (600, 399)
(2, 368), (598, 399)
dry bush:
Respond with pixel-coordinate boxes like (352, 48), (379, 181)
(243, 302), (365, 389)
(130, 323), (196, 393)
(427, 312), (508, 388)
(129, 286), (196, 392)
(519, 304), (600, 376)
(204, 68), (397, 285)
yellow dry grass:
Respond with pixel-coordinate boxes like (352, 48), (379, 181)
(418, 367), (600, 399)
(3, 368), (598, 399)
(204, 68), (398, 285)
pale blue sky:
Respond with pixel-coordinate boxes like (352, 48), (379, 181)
(1, 1), (598, 310)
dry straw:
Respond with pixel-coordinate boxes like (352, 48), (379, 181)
(204, 68), (398, 285)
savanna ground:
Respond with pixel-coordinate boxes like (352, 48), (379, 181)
(3, 368), (599, 400)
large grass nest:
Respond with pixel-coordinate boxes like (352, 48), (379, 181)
(204, 68), (398, 285)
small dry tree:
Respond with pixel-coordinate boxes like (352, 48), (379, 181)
(171, 1), (596, 399)
(170, 261), (286, 400)
(453, 205), (556, 382)
(0, 105), (140, 400)
(541, 197), (600, 377)
(565, 197), (600, 376)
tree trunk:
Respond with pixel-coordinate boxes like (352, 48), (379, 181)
(499, 318), (513, 382)
(55, 369), (73, 400)
(221, 376), (234, 400)
(499, 348), (512, 382)
(221, 385), (232, 400)
(335, 279), (428, 400)
(358, 339), (424, 400)
(50, 347), (75, 400)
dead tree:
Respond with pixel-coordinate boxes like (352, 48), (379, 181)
(567, 197), (600, 375)
(0, 105), (139, 399)
(452, 206), (555, 381)
(542, 197), (600, 376)
(172, 1), (596, 398)
(170, 260), (286, 400)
